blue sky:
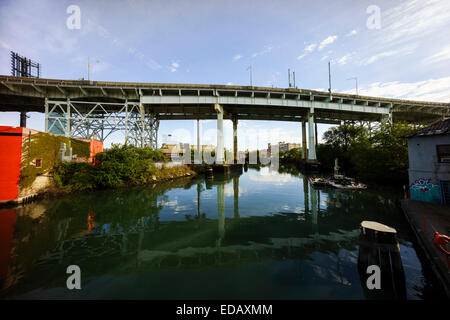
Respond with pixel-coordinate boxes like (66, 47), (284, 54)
(1, 0), (450, 149)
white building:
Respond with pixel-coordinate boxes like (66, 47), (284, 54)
(404, 119), (450, 204)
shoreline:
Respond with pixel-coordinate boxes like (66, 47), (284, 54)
(0, 165), (198, 209)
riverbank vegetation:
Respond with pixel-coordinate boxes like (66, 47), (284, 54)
(53, 144), (195, 192)
(279, 148), (303, 164)
(316, 122), (417, 185)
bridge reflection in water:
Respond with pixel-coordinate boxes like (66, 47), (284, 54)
(0, 168), (438, 299)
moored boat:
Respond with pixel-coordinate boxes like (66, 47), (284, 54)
(328, 178), (367, 190)
(325, 158), (368, 190)
(309, 176), (329, 187)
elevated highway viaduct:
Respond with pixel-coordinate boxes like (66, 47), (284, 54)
(1, 75), (449, 161)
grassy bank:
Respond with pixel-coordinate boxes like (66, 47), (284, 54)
(53, 144), (196, 192)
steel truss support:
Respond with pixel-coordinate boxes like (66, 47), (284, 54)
(45, 99), (159, 148)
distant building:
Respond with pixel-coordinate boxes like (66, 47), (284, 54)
(159, 143), (183, 158)
(190, 144), (216, 153)
(404, 119), (450, 204)
(179, 143), (190, 151)
(268, 142), (301, 153)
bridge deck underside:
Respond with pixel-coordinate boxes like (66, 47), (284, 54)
(0, 74), (448, 125)
(0, 94), (439, 124)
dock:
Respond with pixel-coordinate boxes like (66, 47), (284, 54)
(401, 200), (450, 297)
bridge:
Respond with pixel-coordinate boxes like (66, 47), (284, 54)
(1, 75), (449, 160)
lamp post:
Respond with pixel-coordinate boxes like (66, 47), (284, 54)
(88, 57), (100, 81)
(347, 77), (358, 95)
(247, 65), (252, 87)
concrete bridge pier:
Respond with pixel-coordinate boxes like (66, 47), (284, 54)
(307, 109), (316, 160)
(302, 120), (307, 159)
(215, 103), (224, 164)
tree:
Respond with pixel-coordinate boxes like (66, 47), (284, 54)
(322, 123), (366, 152)
(317, 121), (417, 185)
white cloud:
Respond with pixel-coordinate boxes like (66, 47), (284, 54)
(361, 46), (415, 65)
(334, 53), (353, 65)
(297, 43), (317, 60)
(383, 0), (450, 44)
(233, 54), (242, 61)
(226, 82), (233, 85)
(0, 39), (11, 49)
(320, 55), (329, 61)
(423, 45), (450, 64)
(305, 43), (317, 53)
(318, 35), (337, 51)
(82, 18), (161, 70)
(345, 30), (357, 37)
(343, 76), (450, 102)
(170, 61), (179, 72)
(252, 45), (273, 57)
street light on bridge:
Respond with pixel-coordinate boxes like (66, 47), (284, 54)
(347, 77), (358, 95)
(88, 57), (100, 81)
(247, 65), (252, 87)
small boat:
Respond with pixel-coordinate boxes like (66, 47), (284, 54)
(309, 177), (329, 187)
(328, 178), (367, 190)
(326, 158), (367, 190)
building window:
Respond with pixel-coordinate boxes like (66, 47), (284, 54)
(437, 145), (450, 163)
(35, 158), (42, 168)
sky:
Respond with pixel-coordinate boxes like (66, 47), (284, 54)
(1, 0), (450, 149)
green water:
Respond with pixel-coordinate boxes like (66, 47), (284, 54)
(0, 167), (445, 299)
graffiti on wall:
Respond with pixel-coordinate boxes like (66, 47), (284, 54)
(410, 178), (441, 204)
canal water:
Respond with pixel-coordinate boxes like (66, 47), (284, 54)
(0, 166), (445, 299)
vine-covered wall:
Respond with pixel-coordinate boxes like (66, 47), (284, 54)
(20, 130), (91, 189)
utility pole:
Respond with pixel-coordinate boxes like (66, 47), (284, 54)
(293, 71), (296, 88)
(88, 57), (99, 81)
(347, 77), (358, 95)
(328, 61), (332, 93)
(288, 68), (291, 88)
(247, 65), (252, 87)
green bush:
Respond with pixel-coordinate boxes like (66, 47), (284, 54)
(279, 148), (303, 163)
(54, 144), (167, 191)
